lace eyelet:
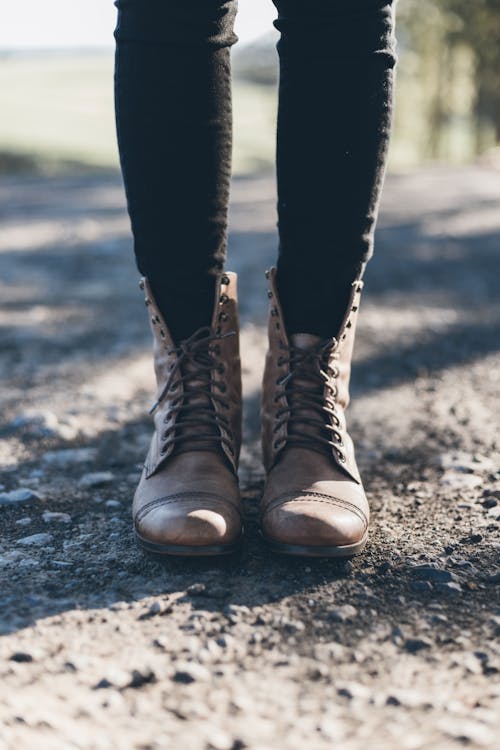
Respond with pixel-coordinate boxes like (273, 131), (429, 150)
(219, 312), (228, 322)
(219, 293), (229, 305)
(277, 357), (285, 366)
(336, 449), (346, 463)
(219, 384), (227, 393)
(160, 445), (168, 455)
(271, 307), (278, 317)
(221, 274), (230, 286)
(267, 290), (273, 299)
(217, 364), (225, 374)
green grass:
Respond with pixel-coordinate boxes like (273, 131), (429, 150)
(0, 50), (486, 176)
(0, 52), (119, 169)
(0, 51), (278, 175)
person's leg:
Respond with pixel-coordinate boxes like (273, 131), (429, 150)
(260, 1), (398, 556)
(114, 0), (238, 343)
(114, 1), (243, 556)
(272, 0), (397, 338)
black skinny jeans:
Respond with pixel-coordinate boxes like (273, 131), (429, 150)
(114, 0), (397, 341)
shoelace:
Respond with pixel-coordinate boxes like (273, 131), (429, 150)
(272, 338), (345, 461)
(149, 327), (235, 456)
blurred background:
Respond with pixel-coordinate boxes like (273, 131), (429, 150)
(1, 0), (499, 175)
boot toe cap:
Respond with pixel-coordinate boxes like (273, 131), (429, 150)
(262, 497), (367, 550)
(135, 500), (241, 552)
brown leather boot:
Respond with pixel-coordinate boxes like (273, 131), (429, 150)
(260, 267), (369, 557)
(133, 272), (243, 556)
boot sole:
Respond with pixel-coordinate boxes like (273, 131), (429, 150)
(134, 529), (243, 557)
(261, 530), (368, 558)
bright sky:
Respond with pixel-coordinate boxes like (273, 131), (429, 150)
(0, 0), (277, 49)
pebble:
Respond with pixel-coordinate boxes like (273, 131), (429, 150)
(128, 668), (156, 689)
(409, 581), (433, 593)
(403, 638), (432, 653)
(17, 532), (54, 547)
(42, 511), (71, 523)
(206, 730), (236, 750)
(78, 471), (114, 488)
(9, 652), (34, 663)
(0, 488), (41, 506)
(410, 564), (455, 582)
(327, 605), (358, 623)
(434, 581), (463, 597)
(43, 448), (96, 466)
(105, 500), (121, 509)
(172, 662), (211, 684)
(187, 583), (207, 596)
(459, 534), (483, 545)
(15, 517), (32, 526)
(481, 497), (498, 509)
(94, 668), (131, 690)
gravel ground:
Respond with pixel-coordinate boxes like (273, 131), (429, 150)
(0, 163), (499, 750)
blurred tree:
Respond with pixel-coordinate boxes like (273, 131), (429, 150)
(396, 0), (500, 160)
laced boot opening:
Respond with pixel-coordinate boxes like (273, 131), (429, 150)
(149, 327), (235, 459)
(273, 334), (345, 463)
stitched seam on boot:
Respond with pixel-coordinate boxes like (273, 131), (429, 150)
(135, 491), (241, 524)
(263, 492), (368, 526)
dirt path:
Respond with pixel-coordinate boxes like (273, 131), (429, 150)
(0, 164), (499, 749)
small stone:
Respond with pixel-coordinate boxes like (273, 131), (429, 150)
(15, 517), (32, 527)
(0, 488), (41, 506)
(105, 500), (121, 508)
(78, 471), (114, 488)
(187, 583), (207, 596)
(410, 565), (454, 582)
(482, 497), (497, 509)
(404, 638), (432, 653)
(434, 581), (463, 597)
(43, 448), (96, 466)
(127, 668), (156, 689)
(93, 668), (130, 690)
(42, 511), (71, 523)
(172, 662), (211, 684)
(327, 605), (358, 623)
(206, 730), (235, 750)
(17, 533), (54, 547)
(10, 652), (33, 663)
(459, 534), (483, 545)
(409, 581), (433, 593)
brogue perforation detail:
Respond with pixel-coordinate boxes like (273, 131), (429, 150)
(262, 491), (369, 528)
